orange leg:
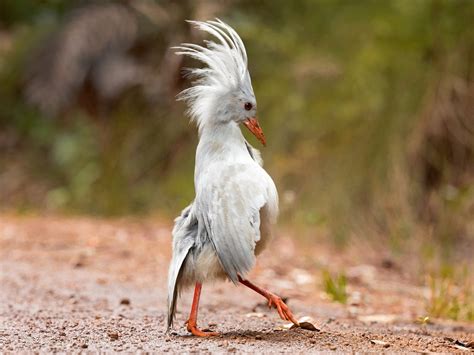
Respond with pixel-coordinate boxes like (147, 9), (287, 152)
(186, 282), (219, 337)
(238, 275), (299, 325)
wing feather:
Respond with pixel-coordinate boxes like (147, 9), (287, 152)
(195, 163), (276, 282)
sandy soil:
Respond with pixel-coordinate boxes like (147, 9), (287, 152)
(0, 215), (472, 352)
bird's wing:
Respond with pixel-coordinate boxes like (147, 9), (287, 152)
(196, 163), (277, 283)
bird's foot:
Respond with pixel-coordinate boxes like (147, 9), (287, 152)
(266, 292), (299, 325)
(186, 320), (219, 337)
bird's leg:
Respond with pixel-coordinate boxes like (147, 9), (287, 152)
(238, 275), (299, 325)
(185, 282), (219, 337)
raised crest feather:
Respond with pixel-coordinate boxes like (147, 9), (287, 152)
(173, 19), (253, 130)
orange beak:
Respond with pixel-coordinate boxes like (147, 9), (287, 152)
(243, 117), (266, 146)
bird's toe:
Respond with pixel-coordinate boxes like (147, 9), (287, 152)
(186, 321), (219, 337)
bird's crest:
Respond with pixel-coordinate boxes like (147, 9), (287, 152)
(174, 19), (253, 129)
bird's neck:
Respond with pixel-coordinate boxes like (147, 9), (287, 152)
(195, 121), (249, 172)
(197, 121), (247, 155)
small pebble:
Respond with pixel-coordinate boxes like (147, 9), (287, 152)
(108, 331), (119, 340)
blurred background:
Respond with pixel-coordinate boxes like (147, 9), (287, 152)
(0, 0), (473, 320)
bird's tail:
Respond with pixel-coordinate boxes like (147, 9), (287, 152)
(167, 205), (196, 331)
(167, 245), (192, 330)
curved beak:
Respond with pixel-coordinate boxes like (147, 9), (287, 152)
(243, 117), (266, 146)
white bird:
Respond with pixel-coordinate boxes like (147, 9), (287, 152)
(167, 19), (298, 337)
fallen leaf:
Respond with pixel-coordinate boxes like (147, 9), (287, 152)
(299, 321), (320, 331)
(454, 340), (474, 350)
(370, 339), (390, 348)
(444, 337), (474, 350)
(453, 345), (471, 352)
(283, 316), (320, 331)
(298, 316), (314, 323)
(298, 316), (320, 331)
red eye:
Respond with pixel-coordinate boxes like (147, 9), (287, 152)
(244, 102), (252, 111)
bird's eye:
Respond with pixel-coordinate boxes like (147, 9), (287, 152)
(244, 102), (253, 111)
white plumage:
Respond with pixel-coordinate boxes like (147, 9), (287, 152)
(167, 20), (296, 337)
(173, 20), (254, 130)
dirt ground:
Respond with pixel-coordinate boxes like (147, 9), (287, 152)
(0, 215), (473, 352)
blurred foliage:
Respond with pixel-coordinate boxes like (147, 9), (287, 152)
(322, 269), (348, 304)
(0, 0), (68, 27)
(426, 267), (473, 322)
(0, 0), (473, 259)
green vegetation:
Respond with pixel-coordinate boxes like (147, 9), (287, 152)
(426, 269), (474, 322)
(322, 270), (348, 304)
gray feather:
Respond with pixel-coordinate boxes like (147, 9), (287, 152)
(167, 204), (196, 330)
(245, 141), (263, 166)
(196, 164), (268, 283)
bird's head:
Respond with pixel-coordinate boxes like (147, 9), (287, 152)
(174, 19), (266, 146)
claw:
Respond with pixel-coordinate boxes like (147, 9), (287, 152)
(266, 293), (299, 326)
(186, 322), (219, 337)
(238, 276), (300, 326)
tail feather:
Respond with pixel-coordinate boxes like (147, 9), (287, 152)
(167, 204), (196, 330)
(167, 243), (192, 330)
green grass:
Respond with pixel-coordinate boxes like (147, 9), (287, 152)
(322, 269), (348, 304)
(426, 271), (474, 322)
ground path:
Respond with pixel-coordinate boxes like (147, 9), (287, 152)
(0, 215), (472, 352)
